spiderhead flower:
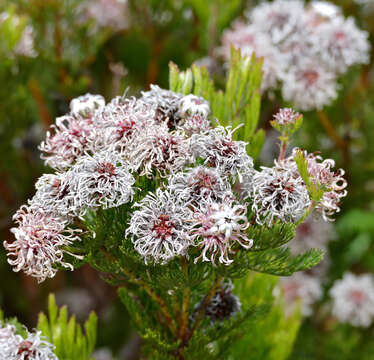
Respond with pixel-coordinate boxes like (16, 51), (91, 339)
(272, 108), (301, 126)
(251, 164), (310, 225)
(69, 93), (105, 118)
(72, 151), (135, 215)
(31, 172), (78, 219)
(127, 189), (193, 264)
(140, 85), (184, 128)
(96, 96), (155, 151)
(279, 272), (323, 316)
(203, 280), (241, 323)
(192, 198), (252, 266)
(168, 166), (231, 203)
(191, 126), (254, 182)
(129, 123), (192, 177)
(0, 324), (57, 360)
(330, 272), (374, 327)
(4, 205), (82, 283)
(39, 114), (98, 170)
(179, 94), (210, 118)
(284, 148), (347, 221)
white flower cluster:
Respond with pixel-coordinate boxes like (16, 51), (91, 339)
(5, 87), (346, 281)
(220, 0), (370, 110)
(330, 272), (374, 327)
(0, 323), (57, 360)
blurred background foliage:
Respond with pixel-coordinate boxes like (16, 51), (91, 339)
(0, 0), (373, 358)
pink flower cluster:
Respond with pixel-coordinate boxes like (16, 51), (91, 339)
(220, 0), (370, 110)
(4, 83), (346, 283)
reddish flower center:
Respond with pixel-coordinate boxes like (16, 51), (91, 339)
(335, 31), (346, 41)
(152, 214), (175, 240)
(302, 70), (319, 86)
(350, 289), (367, 304)
(95, 162), (116, 177)
(17, 341), (36, 358)
(117, 119), (136, 138)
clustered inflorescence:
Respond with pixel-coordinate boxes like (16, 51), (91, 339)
(3, 90), (347, 289)
(220, 0), (370, 110)
(0, 323), (57, 360)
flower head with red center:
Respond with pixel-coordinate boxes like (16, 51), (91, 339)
(96, 97), (155, 152)
(39, 114), (99, 170)
(192, 198), (252, 266)
(31, 172), (77, 220)
(191, 126), (254, 183)
(71, 151), (134, 215)
(129, 123), (191, 177)
(127, 189), (193, 264)
(3, 205), (82, 282)
(251, 162), (310, 225)
(168, 166), (231, 204)
(330, 272), (374, 327)
(0, 324), (57, 360)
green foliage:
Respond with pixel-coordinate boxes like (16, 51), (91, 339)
(232, 273), (301, 360)
(37, 294), (97, 360)
(169, 48), (265, 159)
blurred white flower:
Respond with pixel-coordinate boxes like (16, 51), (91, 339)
(330, 272), (374, 327)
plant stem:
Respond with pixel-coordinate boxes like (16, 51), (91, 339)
(120, 266), (178, 336)
(179, 258), (190, 341)
(188, 275), (223, 338)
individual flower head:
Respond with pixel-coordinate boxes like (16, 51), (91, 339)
(191, 126), (254, 183)
(279, 272), (323, 316)
(69, 93), (105, 118)
(204, 280), (241, 323)
(281, 60), (338, 111)
(192, 197), (252, 266)
(167, 166), (231, 204)
(128, 123), (191, 177)
(251, 163), (310, 225)
(312, 16), (370, 74)
(4, 206), (82, 282)
(248, 0), (305, 44)
(0, 324), (57, 360)
(0, 324), (22, 360)
(288, 148), (347, 221)
(272, 108), (302, 127)
(330, 272), (374, 327)
(31, 172), (78, 219)
(178, 94), (210, 118)
(127, 189), (193, 264)
(39, 114), (98, 170)
(72, 151), (135, 215)
(220, 22), (281, 91)
(95, 96), (155, 151)
(140, 85), (184, 128)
